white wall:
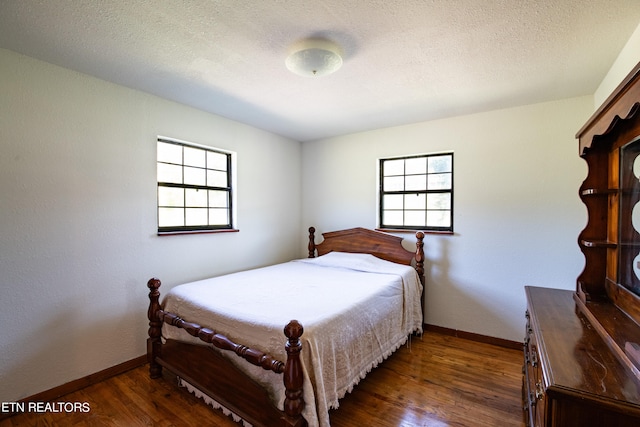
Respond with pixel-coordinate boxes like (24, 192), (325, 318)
(302, 96), (592, 342)
(595, 22), (640, 108)
(0, 48), (302, 402)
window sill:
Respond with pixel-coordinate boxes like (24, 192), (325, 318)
(376, 228), (454, 235)
(158, 229), (239, 236)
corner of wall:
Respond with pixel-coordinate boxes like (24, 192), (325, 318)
(594, 22), (640, 107)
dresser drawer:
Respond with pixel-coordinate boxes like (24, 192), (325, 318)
(523, 310), (546, 427)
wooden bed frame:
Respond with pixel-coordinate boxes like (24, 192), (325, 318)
(147, 227), (425, 427)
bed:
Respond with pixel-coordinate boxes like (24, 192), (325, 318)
(146, 227), (425, 427)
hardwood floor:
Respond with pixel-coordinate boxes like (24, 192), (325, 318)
(2, 331), (524, 427)
(330, 332), (524, 427)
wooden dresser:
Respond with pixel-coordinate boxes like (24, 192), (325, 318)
(523, 286), (640, 426)
(523, 62), (640, 426)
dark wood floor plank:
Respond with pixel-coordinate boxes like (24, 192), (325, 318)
(1, 331), (524, 427)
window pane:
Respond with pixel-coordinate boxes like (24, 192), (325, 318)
(186, 208), (207, 226)
(208, 151), (228, 171)
(185, 188), (207, 207)
(158, 207), (184, 227)
(158, 186), (184, 207)
(428, 173), (451, 190)
(379, 152), (453, 232)
(384, 176), (404, 191)
(184, 146), (206, 168)
(383, 210), (403, 226)
(404, 193), (426, 210)
(383, 194), (403, 209)
(405, 210), (426, 227)
(383, 159), (404, 176)
(207, 170), (228, 187)
(157, 163), (183, 184)
(209, 208), (229, 225)
(427, 193), (451, 210)
(184, 166), (206, 186)
(405, 174), (427, 191)
(428, 155), (452, 173)
(405, 157), (426, 175)
(157, 141), (182, 164)
(209, 190), (228, 208)
(157, 138), (235, 232)
(427, 210), (451, 227)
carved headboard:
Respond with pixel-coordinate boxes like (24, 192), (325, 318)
(307, 227), (425, 283)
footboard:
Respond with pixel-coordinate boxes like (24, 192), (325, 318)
(147, 278), (307, 427)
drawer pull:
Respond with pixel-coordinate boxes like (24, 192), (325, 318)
(528, 391), (537, 408)
(535, 381), (544, 400)
(530, 350), (538, 367)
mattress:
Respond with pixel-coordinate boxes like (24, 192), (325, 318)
(162, 252), (423, 427)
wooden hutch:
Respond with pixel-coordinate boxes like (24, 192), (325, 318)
(523, 62), (640, 426)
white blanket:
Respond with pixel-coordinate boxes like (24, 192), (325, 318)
(162, 252), (423, 427)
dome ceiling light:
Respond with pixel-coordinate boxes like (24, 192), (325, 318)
(285, 38), (343, 77)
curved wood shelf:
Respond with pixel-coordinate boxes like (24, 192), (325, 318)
(579, 240), (617, 248)
(580, 188), (640, 196)
(580, 240), (640, 248)
(580, 188), (618, 196)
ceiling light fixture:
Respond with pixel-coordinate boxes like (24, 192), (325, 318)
(285, 38), (343, 77)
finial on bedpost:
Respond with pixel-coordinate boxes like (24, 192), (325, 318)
(415, 232), (425, 285)
(283, 320), (307, 427)
(308, 227), (316, 258)
(147, 278), (163, 379)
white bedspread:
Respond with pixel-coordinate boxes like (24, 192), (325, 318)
(162, 252), (423, 427)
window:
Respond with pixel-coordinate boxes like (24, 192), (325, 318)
(156, 137), (235, 233)
(379, 152), (453, 232)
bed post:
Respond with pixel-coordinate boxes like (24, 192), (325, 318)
(147, 278), (163, 379)
(415, 232), (426, 320)
(282, 320), (307, 427)
(308, 227), (316, 258)
(415, 231), (425, 286)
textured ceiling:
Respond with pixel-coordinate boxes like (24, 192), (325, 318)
(1, 1), (640, 142)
